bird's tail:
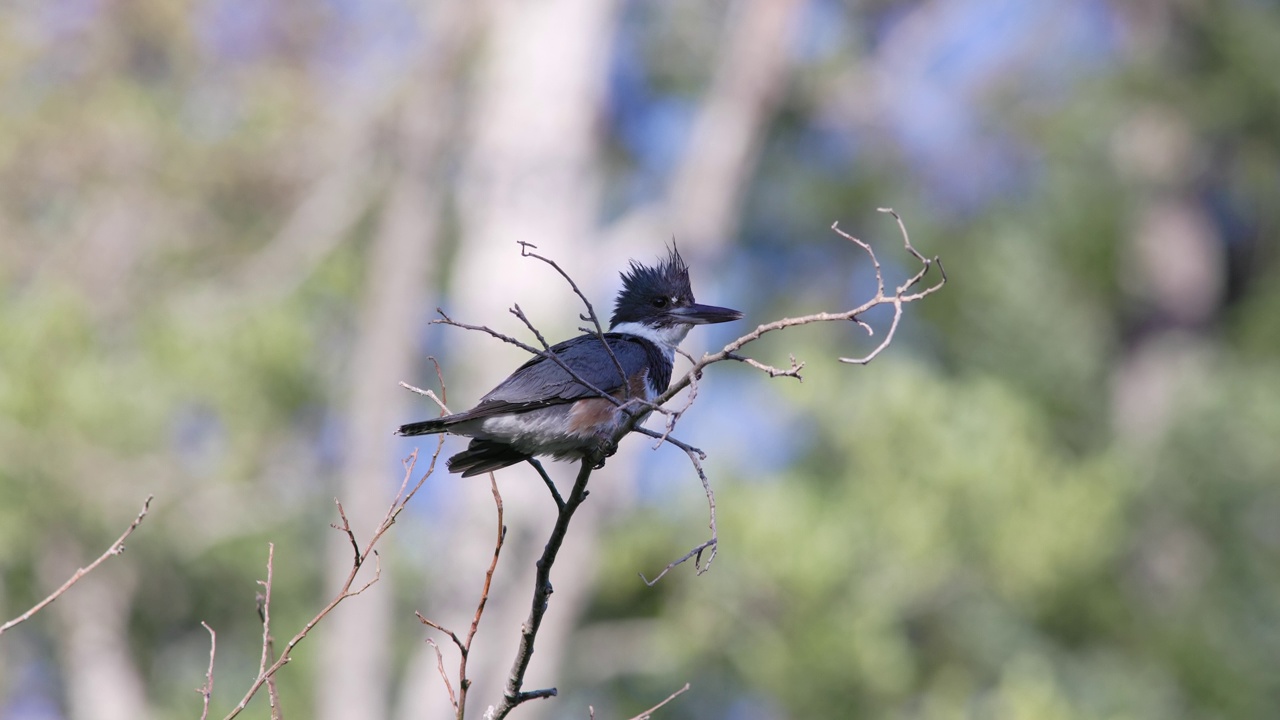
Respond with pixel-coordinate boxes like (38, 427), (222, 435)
(447, 439), (531, 477)
(396, 418), (450, 436)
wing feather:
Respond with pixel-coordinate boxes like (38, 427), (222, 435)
(440, 334), (664, 424)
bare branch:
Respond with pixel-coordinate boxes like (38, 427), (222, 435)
(527, 458), (566, 511)
(198, 622), (216, 720)
(516, 241), (606, 333)
(254, 545), (284, 720)
(267, 643), (283, 719)
(725, 351), (804, 380)
(418, 475), (508, 720)
(332, 501), (363, 568)
(425, 638), (459, 712)
(399, 382), (450, 414)
(434, 308), (544, 356)
(626, 682), (691, 720)
(490, 459), (597, 719)
(255, 544), (276, 682)
(638, 439), (718, 584)
(469, 476), (506, 654)
(416, 613), (464, 655)
(633, 427), (705, 460)
(507, 303), (637, 410)
(626, 212), (941, 581)
(518, 241), (631, 395)
(0, 495), (154, 636)
(657, 213), (942, 405)
(222, 439), (446, 719)
(835, 209), (946, 365)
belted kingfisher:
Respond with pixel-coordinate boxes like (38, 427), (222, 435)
(397, 247), (742, 477)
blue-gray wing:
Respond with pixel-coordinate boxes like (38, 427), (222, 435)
(395, 334), (670, 434)
(477, 333), (666, 410)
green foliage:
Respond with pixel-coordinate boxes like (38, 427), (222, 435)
(599, 362), (1148, 719)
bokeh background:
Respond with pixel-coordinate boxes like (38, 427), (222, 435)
(2, 0), (1279, 718)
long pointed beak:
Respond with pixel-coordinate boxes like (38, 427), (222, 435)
(669, 303), (744, 325)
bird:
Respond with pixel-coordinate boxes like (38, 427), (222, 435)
(397, 247), (742, 477)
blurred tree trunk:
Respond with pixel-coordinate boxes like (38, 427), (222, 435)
(667, 0), (803, 252)
(396, 1), (620, 718)
(603, 0), (801, 264)
(43, 540), (151, 720)
(314, 36), (456, 720)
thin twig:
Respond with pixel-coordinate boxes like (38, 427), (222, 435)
(425, 638), (459, 712)
(508, 304), (639, 411)
(518, 241), (631, 396)
(836, 209), (947, 364)
(399, 381), (450, 414)
(255, 544), (275, 681)
(653, 214), (944, 409)
(222, 440), (446, 719)
(254, 545), (283, 720)
(638, 442), (718, 584)
(626, 682), (691, 720)
(332, 501), (363, 568)
(266, 637), (283, 720)
(724, 351), (805, 379)
(633, 427), (705, 460)
(0, 495), (154, 636)
(417, 474), (507, 719)
(437, 309), (643, 421)
(461, 476), (506, 717)
(626, 212), (942, 581)
(526, 458), (565, 511)
(416, 614), (464, 655)
(197, 622), (216, 720)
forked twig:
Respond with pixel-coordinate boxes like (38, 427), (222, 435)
(635, 433), (717, 585)
(629, 210), (943, 579)
(220, 440), (445, 719)
(518, 241), (631, 397)
(416, 474), (507, 720)
(834, 209), (947, 365)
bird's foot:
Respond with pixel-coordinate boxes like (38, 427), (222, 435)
(586, 435), (619, 469)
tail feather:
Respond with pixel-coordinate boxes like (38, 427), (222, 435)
(447, 439), (531, 477)
(396, 418), (449, 436)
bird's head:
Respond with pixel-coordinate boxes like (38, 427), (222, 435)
(609, 245), (742, 346)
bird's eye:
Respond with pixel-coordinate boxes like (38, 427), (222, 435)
(651, 297), (669, 308)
